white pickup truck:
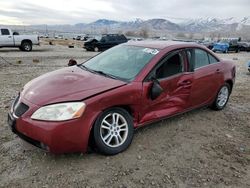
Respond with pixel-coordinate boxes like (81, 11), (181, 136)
(0, 28), (39, 51)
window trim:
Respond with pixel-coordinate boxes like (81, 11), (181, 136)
(1, 29), (10, 35)
(184, 47), (220, 71)
(144, 49), (186, 82)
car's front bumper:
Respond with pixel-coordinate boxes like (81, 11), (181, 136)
(8, 112), (45, 149)
(7, 96), (92, 154)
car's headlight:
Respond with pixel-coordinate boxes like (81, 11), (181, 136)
(31, 102), (86, 121)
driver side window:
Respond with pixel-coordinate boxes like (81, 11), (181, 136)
(155, 52), (184, 79)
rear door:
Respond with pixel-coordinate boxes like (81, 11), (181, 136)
(99, 36), (114, 50)
(186, 48), (223, 107)
(107, 35), (117, 48)
(140, 50), (193, 123)
(0, 29), (14, 46)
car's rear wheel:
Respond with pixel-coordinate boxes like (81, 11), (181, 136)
(211, 83), (230, 110)
(21, 41), (32, 52)
(94, 47), (99, 52)
(93, 108), (134, 155)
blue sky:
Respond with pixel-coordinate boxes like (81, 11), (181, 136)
(0, 0), (249, 25)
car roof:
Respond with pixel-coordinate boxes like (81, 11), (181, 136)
(125, 40), (203, 50)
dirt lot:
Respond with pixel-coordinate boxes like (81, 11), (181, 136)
(0, 44), (249, 188)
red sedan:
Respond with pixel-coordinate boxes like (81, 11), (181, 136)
(8, 41), (236, 155)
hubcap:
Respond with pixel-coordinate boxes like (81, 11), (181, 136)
(100, 113), (128, 148)
(24, 44), (30, 51)
(217, 86), (229, 107)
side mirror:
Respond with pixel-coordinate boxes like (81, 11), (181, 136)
(150, 79), (163, 100)
(68, 59), (77, 66)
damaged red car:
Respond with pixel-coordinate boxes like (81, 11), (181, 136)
(8, 41), (236, 155)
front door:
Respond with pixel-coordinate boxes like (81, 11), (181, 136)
(140, 50), (193, 124)
(0, 29), (13, 46)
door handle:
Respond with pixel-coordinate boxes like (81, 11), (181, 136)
(178, 80), (192, 86)
(8, 36), (12, 38)
(215, 69), (221, 73)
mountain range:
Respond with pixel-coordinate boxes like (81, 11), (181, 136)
(6, 17), (250, 38)
(57, 17), (250, 33)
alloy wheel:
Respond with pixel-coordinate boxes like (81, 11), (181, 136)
(100, 113), (128, 148)
(217, 86), (229, 107)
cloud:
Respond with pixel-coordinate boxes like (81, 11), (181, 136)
(0, 0), (249, 25)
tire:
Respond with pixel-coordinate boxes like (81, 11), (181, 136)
(93, 107), (134, 155)
(94, 46), (99, 52)
(235, 48), (239, 53)
(21, 41), (32, 52)
(211, 83), (231, 110)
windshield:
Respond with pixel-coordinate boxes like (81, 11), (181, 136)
(82, 45), (159, 81)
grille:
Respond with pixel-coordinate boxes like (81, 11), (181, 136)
(14, 102), (29, 117)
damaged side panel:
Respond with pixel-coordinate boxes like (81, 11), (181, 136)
(139, 73), (193, 124)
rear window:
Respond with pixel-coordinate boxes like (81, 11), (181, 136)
(208, 54), (219, 64)
(1, 29), (10, 35)
(186, 48), (217, 70)
(194, 49), (210, 69)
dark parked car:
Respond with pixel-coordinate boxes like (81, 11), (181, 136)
(83, 34), (128, 52)
(238, 42), (250, 52)
(75, 36), (82, 40)
(8, 41), (235, 155)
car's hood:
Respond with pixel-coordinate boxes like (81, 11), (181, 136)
(21, 66), (126, 105)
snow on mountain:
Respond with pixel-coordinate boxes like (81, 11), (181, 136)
(89, 19), (120, 26)
(240, 17), (250, 25)
(180, 17), (250, 32)
(20, 17), (250, 35)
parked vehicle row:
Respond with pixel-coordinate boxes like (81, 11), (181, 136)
(73, 35), (90, 41)
(238, 42), (250, 52)
(198, 38), (250, 53)
(212, 39), (240, 53)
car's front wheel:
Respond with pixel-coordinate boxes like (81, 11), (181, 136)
(93, 108), (134, 155)
(211, 83), (230, 110)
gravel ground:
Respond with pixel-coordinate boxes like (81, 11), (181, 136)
(0, 45), (249, 188)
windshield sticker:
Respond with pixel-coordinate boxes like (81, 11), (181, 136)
(143, 48), (159, 55)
